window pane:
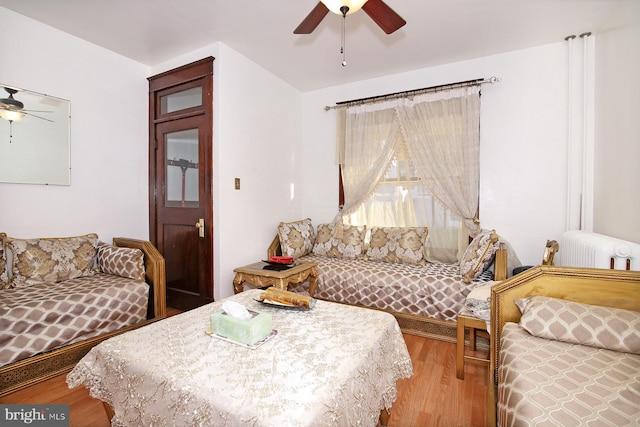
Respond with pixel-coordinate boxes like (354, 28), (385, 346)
(346, 147), (462, 263)
(165, 128), (199, 207)
(160, 86), (202, 114)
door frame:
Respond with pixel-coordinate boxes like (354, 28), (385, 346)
(148, 57), (214, 305)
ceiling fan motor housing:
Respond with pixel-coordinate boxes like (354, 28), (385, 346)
(294, 0), (405, 35)
(0, 88), (25, 111)
(322, 0), (368, 15)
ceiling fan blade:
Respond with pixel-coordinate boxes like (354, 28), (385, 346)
(0, 107), (53, 122)
(294, 2), (329, 34)
(23, 109), (53, 113)
(362, 0), (406, 34)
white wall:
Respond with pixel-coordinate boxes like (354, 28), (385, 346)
(594, 18), (640, 243)
(4, 4), (637, 300)
(0, 7), (149, 243)
(300, 43), (571, 266)
(0, 7), (304, 301)
(151, 43), (303, 300)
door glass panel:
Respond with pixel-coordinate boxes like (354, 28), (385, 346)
(165, 128), (199, 207)
(160, 86), (202, 114)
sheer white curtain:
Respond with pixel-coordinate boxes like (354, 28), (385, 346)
(346, 143), (420, 227)
(339, 101), (402, 217)
(336, 86), (481, 262)
(396, 87), (481, 258)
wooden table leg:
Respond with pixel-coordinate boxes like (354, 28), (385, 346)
(103, 402), (115, 423)
(308, 265), (318, 297)
(233, 273), (244, 294)
(379, 407), (391, 426)
(470, 326), (477, 351)
(275, 278), (287, 291)
(456, 316), (465, 380)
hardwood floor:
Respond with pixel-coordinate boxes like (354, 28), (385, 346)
(388, 334), (488, 427)
(0, 332), (488, 427)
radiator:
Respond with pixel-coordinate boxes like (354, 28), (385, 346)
(560, 231), (640, 271)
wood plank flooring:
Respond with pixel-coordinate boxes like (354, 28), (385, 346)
(388, 334), (488, 427)
(0, 330), (488, 427)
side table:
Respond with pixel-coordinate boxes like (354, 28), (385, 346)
(233, 261), (319, 296)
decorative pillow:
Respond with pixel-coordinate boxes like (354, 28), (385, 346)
(365, 227), (428, 265)
(312, 223), (366, 259)
(97, 242), (146, 281)
(8, 233), (98, 288)
(459, 229), (499, 283)
(278, 218), (315, 258)
(515, 296), (640, 355)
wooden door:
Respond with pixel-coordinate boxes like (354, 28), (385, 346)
(149, 58), (214, 310)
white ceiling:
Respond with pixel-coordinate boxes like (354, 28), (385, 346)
(1, 0), (638, 91)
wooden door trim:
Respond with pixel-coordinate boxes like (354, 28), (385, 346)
(148, 57), (213, 247)
(148, 57), (214, 92)
(148, 57), (214, 307)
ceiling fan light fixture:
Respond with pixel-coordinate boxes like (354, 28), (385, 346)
(321, 0), (368, 15)
(0, 109), (24, 122)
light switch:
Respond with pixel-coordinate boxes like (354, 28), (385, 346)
(234, 178), (240, 190)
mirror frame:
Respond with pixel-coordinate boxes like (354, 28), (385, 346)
(0, 84), (71, 185)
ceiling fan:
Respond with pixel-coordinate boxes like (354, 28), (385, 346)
(0, 86), (52, 122)
(294, 0), (406, 35)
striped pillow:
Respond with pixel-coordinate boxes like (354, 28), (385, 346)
(97, 243), (145, 281)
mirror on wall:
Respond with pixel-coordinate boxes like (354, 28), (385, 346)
(0, 84), (71, 185)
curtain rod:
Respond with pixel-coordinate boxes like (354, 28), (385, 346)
(324, 76), (501, 111)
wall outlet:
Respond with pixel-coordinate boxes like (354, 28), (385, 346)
(234, 178), (240, 190)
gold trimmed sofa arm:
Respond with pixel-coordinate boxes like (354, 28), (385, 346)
(267, 235), (282, 259)
(113, 237), (166, 319)
(542, 239), (559, 266)
(493, 244), (508, 281)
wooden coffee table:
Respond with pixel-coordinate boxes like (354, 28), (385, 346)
(233, 261), (318, 296)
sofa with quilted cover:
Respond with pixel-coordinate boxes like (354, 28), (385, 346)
(0, 232), (166, 396)
(266, 219), (516, 341)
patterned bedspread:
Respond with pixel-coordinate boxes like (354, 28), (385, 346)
(0, 273), (149, 367)
(288, 255), (492, 322)
(498, 322), (640, 426)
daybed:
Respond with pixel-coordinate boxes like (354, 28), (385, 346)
(0, 233), (166, 397)
(488, 265), (640, 426)
(266, 219), (519, 341)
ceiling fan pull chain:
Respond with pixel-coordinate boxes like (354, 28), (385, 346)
(8, 120), (13, 143)
(340, 6), (348, 67)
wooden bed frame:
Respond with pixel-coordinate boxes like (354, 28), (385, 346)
(0, 237), (166, 397)
(487, 265), (640, 426)
(268, 235), (508, 342)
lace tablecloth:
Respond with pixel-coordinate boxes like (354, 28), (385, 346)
(67, 289), (413, 427)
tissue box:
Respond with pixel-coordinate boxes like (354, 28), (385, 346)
(210, 310), (272, 346)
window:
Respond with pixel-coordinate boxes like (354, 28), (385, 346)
(344, 144), (464, 263)
(337, 86), (481, 263)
